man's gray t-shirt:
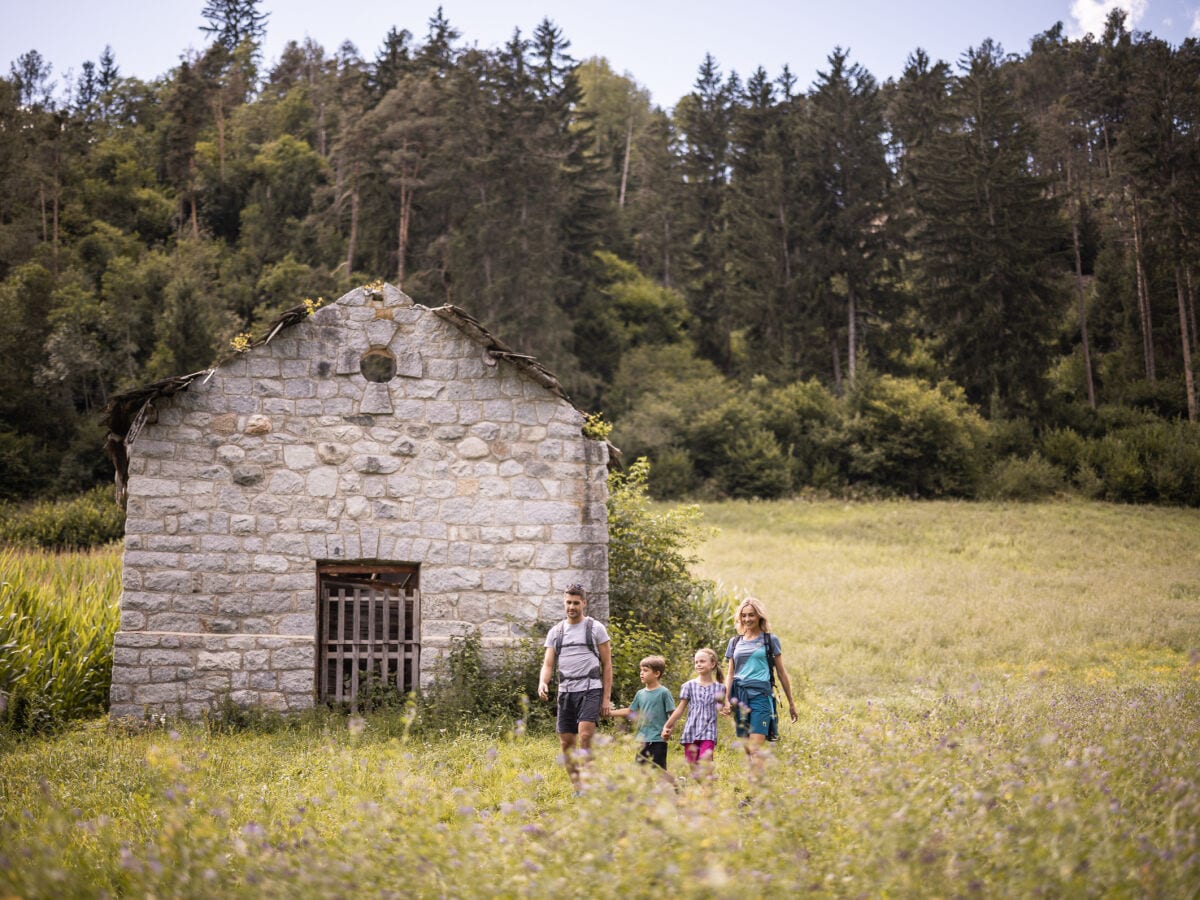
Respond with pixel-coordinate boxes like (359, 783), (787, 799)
(545, 618), (611, 693)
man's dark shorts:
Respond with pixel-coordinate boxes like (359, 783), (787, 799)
(557, 688), (602, 733)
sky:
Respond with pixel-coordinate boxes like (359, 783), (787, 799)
(3, 0), (1199, 109)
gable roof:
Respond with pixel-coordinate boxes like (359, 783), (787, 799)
(102, 286), (598, 503)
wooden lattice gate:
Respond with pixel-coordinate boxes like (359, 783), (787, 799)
(317, 564), (420, 704)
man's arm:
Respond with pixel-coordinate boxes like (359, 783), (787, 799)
(537, 645), (556, 701)
(598, 640), (612, 718)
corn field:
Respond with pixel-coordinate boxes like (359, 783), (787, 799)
(0, 545), (121, 730)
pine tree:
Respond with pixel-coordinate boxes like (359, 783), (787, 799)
(368, 27), (414, 100)
(910, 40), (1067, 416)
(676, 54), (736, 370)
(200, 0), (268, 56)
(807, 48), (891, 385)
(10, 50), (55, 109)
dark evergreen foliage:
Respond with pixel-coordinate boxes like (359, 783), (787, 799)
(1, 11), (1198, 502)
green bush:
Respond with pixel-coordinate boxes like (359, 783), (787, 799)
(1087, 435), (1148, 502)
(607, 456), (734, 658)
(716, 427), (792, 499)
(0, 429), (56, 501)
(420, 632), (554, 735)
(840, 374), (988, 497)
(0, 485), (125, 550)
(607, 458), (713, 634)
(1040, 427), (1088, 475)
(1030, 419), (1200, 506)
(1094, 402), (1160, 433)
(1099, 421), (1200, 505)
(647, 447), (696, 500)
(1115, 378), (1189, 420)
(606, 617), (670, 707)
(761, 379), (841, 484)
(988, 417), (1037, 460)
(686, 395), (765, 482)
(983, 453), (1066, 501)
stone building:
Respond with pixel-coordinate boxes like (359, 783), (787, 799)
(104, 284), (610, 719)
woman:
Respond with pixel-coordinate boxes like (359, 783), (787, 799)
(721, 597), (799, 772)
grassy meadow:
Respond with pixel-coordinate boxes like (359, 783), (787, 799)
(2, 500), (1199, 897)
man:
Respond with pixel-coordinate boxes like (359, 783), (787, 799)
(538, 583), (612, 792)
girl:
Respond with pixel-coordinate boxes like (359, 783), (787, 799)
(661, 648), (726, 779)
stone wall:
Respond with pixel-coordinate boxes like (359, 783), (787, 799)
(110, 285), (609, 719)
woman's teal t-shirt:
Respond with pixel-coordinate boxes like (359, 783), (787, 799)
(726, 633), (782, 684)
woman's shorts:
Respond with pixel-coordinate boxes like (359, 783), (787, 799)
(556, 688), (602, 733)
(733, 691), (774, 737)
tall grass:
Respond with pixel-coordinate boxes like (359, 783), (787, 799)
(1, 501), (1197, 897)
(692, 499), (1200, 697)
(0, 545), (121, 730)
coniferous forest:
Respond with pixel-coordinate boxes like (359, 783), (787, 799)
(3, 3), (1200, 504)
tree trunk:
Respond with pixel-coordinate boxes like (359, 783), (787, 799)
(1176, 262), (1197, 421)
(831, 336), (843, 394)
(1101, 122), (1113, 179)
(778, 202), (791, 283)
(618, 115), (633, 208)
(51, 184), (59, 267)
(1131, 197), (1155, 381)
(345, 169), (359, 280)
(397, 180), (412, 288)
(1066, 158), (1095, 406)
(317, 101), (327, 157)
(1071, 211), (1097, 408)
(1187, 266), (1198, 358)
(213, 95), (226, 181)
(847, 277), (857, 382)
(662, 217), (671, 288)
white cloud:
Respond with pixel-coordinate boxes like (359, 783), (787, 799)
(1192, 9), (1200, 35)
(1068, 0), (1149, 38)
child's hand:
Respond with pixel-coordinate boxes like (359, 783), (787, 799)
(661, 724), (672, 739)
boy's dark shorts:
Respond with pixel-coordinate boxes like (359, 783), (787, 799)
(637, 741), (668, 770)
(556, 688), (602, 733)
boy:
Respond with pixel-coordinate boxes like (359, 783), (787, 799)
(610, 655), (675, 771)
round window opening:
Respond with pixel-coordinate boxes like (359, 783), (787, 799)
(360, 348), (397, 383)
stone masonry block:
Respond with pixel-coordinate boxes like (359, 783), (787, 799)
(197, 651), (242, 671)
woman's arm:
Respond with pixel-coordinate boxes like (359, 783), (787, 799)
(721, 651), (735, 716)
(773, 652), (799, 723)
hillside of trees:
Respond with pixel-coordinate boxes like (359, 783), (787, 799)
(2, 3), (1199, 504)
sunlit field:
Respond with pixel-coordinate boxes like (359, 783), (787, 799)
(692, 499), (1200, 698)
(2, 500), (1198, 897)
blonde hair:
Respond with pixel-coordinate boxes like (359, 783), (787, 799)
(734, 597), (771, 635)
(639, 655), (667, 676)
(694, 647), (724, 683)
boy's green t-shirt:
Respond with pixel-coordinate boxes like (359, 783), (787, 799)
(629, 685), (675, 743)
